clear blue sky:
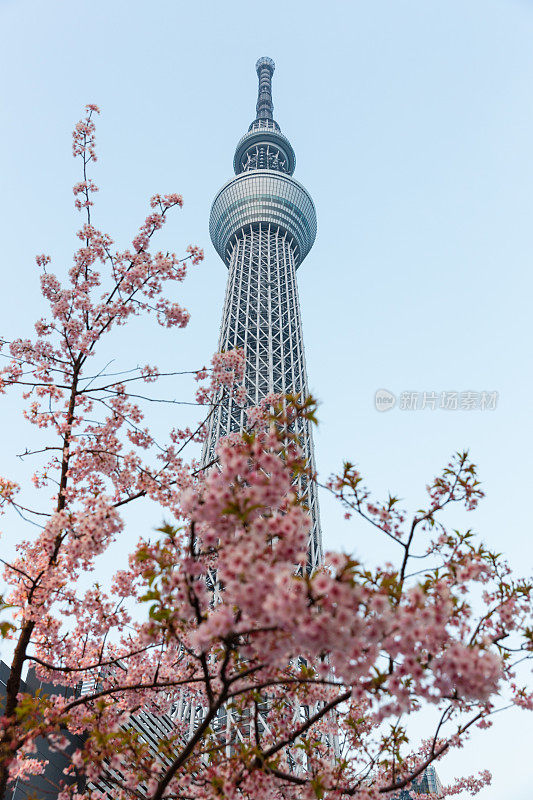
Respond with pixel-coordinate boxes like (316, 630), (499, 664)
(1, 1), (532, 797)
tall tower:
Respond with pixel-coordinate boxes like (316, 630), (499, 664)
(206, 57), (322, 571)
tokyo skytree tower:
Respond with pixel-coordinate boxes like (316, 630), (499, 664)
(206, 57), (322, 571)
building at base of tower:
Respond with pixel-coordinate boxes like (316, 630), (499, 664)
(392, 766), (444, 798)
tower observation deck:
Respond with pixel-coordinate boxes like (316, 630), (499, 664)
(206, 57), (322, 571)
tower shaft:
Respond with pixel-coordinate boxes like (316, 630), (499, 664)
(206, 57), (322, 571)
(205, 221), (322, 570)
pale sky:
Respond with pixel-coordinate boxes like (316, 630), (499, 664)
(1, 1), (532, 797)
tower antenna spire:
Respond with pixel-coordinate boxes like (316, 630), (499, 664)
(255, 56), (275, 122)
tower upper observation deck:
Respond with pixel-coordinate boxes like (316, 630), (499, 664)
(209, 58), (317, 267)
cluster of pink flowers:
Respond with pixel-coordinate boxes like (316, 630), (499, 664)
(194, 348), (245, 406)
(444, 770), (491, 795)
(150, 193), (183, 211)
(0, 477), (19, 506)
(140, 364), (159, 382)
(72, 179), (99, 210)
(186, 244), (204, 265)
(71, 105), (100, 160)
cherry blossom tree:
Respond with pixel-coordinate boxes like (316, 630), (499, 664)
(0, 106), (531, 800)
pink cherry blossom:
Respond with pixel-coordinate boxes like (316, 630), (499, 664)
(0, 106), (530, 800)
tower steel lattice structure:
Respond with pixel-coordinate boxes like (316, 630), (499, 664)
(205, 56), (323, 571)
